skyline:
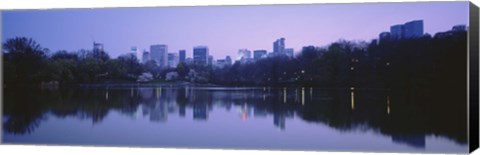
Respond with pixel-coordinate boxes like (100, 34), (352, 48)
(2, 2), (469, 58)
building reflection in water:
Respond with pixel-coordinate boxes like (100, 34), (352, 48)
(149, 100), (168, 122)
(387, 95), (391, 115)
(350, 87), (355, 110)
(273, 111), (287, 130)
(193, 103), (208, 120)
(301, 87), (305, 105)
(105, 89), (109, 101)
(1, 85), (469, 151)
(179, 105), (186, 117)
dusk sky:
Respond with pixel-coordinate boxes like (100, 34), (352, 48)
(2, 2), (469, 59)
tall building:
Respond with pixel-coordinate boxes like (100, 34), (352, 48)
(142, 50), (150, 64)
(253, 50), (267, 61)
(403, 20), (423, 38)
(208, 55), (214, 66)
(237, 49), (251, 60)
(215, 59), (226, 68)
(452, 25), (467, 32)
(179, 50), (186, 63)
(284, 48), (294, 58)
(131, 46), (141, 61)
(390, 24), (404, 39)
(215, 56), (233, 68)
(225, 56), (232, 65)
(390, 20), (424, 39)
(150, 44), (168, 68)
(273, 38), (285, 55)
(434, 24), (467, 38)
(379, 32), (391, 42)
(185, 58), (193, 64)
(93, 42), (104, 51)
(167, 53), (178, 68)
(193, 46), (209, 65)
(93, 41), (104, 58)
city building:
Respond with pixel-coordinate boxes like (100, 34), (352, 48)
(185, 57), (193, 64)
(452, 25), (467, 32)
(167, 53), (178, 68)
(403, 20), (423, 38)
(208, 55), (214, 66)
(390, 24), (404, 39)
(131, 46), (141, 61)
(273, 38), (285, 55)
(215, 59), (227, 68)
(142, 50), (150, 64)
(253, 50), (267, 61)
(237, 49), (251, 61)
(379, 32), (391, 42)
(150, 44), (168, 68)
(93, 41), (104, 58)
(267, 52), (276, 58)
(225, 56), (232, 65)
(434, 24), (468, 38)
(193, 46), (209, 65)
(179, 50), (186, 63)
(214, 56), (233, 68)
(237, 49), (253, 64)
(390, 20), (424, 39)
(284, 48), (294, 58)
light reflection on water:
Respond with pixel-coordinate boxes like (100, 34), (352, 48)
(2, 86), (468, 153)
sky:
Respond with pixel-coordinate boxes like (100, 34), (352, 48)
(1, 2), (469, 59)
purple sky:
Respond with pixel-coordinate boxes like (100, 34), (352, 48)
(2, 2), (469, 59)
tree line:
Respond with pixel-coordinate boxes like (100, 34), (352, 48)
(3, 30), (467, 90)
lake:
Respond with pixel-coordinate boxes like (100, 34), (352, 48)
(2, 85), (468, 153)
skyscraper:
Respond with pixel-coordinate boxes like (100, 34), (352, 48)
(273, 38), (285, 55)
(168, 53), (178, 68)
(253, 50), (267, 61)
(142, 50), (150, 64)
(179, 50), (186, 63)
(284, 48), (294, 58)
(215, 59), (227, 68)
(452, 25), (467, 32)
(390, 24), (404, 39)
(403, 20), (423, 38)
(379, 32), (391, 42)
(208, 55), (214, 66)
(390, 20), (424, 39)
(237, 49), (251, 60)
(131, 46), (141, 61)
(93, 41), (104, 59)
(150, 44), (168, 68)
(225, 56), (232, 65)
(193, 46), (209, 65)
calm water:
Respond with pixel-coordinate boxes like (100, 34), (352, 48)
(2, 86), (468, 153)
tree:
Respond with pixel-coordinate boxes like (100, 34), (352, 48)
(2, 37), (48, 85)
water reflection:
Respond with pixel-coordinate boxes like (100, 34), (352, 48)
(2, 86), (467, 151)
(387, 95), (391, 115)
(351, 87), (355, 110)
